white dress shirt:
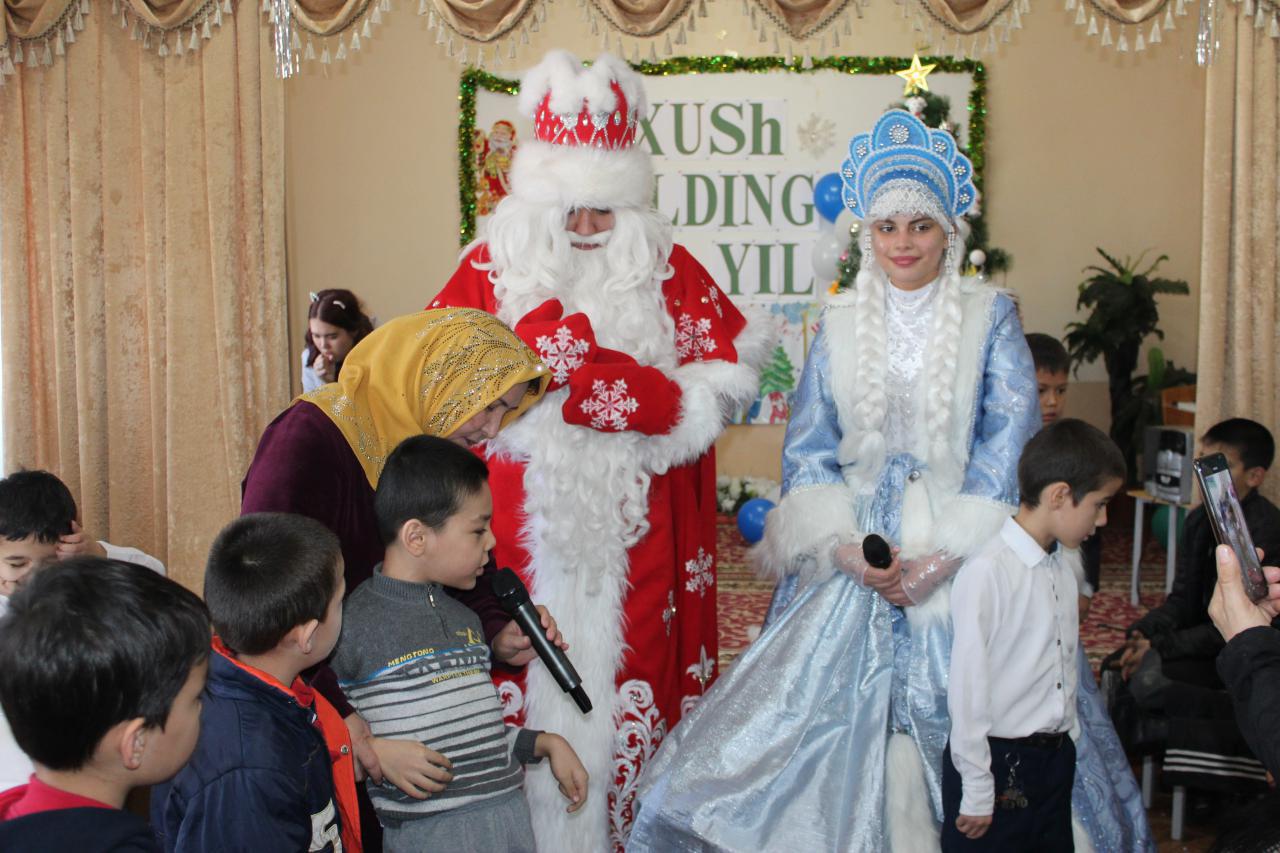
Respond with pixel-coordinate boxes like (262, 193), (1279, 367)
(948, 516), (1079, 815)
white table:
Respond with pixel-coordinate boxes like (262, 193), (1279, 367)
(1128, 489), (1194, 606)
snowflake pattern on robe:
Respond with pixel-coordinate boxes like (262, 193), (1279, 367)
(684, 547), (714, 596)
(580, 378), (639, 430)
(675, 313), (717, 361)
(534, 325), (591, 383)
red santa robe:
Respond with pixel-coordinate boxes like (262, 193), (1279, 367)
(431, 243), (765, 851)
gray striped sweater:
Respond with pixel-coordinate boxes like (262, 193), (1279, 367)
(331, 567), (540, 822)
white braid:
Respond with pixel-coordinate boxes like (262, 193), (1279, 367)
(923, 271), (964, 484)
(840, 268), (889, 484)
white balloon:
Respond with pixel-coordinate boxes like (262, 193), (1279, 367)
(811, 231), (847, 282)
(834, 209), (861, 240)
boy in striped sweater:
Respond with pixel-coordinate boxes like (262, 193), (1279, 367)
(332, 435), (587, 852)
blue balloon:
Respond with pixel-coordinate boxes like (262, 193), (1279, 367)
(813, 173), (844, 224)
(736, 497), (775, 544)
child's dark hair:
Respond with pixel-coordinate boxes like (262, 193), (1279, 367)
(1203, 417), (1275, 472)
(1019, 418), (1126, 506)
(1025, 333), (1070, 375)
(0, 558), (209, 771)
(375, 435), (489, 545)
(204, 513), (342, 655)
(0, 469), (77, 543)
(304, 289), (374, 364)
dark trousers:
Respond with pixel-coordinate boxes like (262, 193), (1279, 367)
(941, 736), (1075, 853)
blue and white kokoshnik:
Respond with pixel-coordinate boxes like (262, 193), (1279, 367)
(840, 108), (977, 220)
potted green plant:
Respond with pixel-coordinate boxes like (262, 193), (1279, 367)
(1064, 249), (1190, 481)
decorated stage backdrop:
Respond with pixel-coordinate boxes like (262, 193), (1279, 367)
(459, 57), (987, 424)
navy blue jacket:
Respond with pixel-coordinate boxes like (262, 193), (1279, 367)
(150, 650), (343, 852)
(0, 806), (158, 852)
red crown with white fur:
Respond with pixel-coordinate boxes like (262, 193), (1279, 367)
(532, 80), (640, 151)
(510, 51), (652, 210)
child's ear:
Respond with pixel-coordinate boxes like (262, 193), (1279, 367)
(1045, 481), (1073, 509)
(117, 718), (148, 770)
(1246, 466), (1267, 490)
(292, 619), (322, 656)
(400, 519), (430, 557)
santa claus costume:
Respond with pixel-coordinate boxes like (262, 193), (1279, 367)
(429, 51), (768, 852)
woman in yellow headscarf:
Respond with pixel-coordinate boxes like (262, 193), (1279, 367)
(245, 306), (544, 551)
(244, 304), (547, 591)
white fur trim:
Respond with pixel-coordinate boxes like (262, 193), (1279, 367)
(732, 306), (776, 373)
(885, 733), (940, 853)
(518, 51), (647, 119)
(488, 399), (639, 853)
(641, 359), (755, 473)
(931, 496), (1015, 558)
(638, 312), (771, 474)
(821, 277), (1001, 505)
(510, 139), (653, 210)
(752, 484), (858, 584)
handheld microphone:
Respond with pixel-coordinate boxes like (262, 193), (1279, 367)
(490, 568), (592, 714)
(862, 534), (894, 569)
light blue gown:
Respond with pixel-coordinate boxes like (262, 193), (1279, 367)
(629, 292), (1153, 852)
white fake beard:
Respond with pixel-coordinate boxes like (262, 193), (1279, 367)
(483, 200), (678, 368)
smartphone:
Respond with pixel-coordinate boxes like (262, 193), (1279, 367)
(1192, 452), (1268, 602)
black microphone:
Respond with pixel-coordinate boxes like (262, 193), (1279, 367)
(490, 568), (592, 714)
(862, 534), (894, 569)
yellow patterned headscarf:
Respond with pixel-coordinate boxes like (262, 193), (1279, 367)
(302, 308), (547, 487)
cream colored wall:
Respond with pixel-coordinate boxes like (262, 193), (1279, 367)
(285, 6), (1206, 479)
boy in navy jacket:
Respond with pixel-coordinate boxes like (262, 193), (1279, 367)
(151, 513), (360, 852)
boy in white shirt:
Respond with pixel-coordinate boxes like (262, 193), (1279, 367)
(944, 419), (1125, 850)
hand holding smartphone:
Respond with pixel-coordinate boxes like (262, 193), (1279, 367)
(1193, 453), (1269, 602)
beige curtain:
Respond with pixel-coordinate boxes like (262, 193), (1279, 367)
(753, 0), (851, 40)
(290, 0), (536, 43)
(0, 4), (289, 591)
(1195, 14), (1279, 502)
(917, 0), (1164, 35)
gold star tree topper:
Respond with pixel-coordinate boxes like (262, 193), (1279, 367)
(895, 53), (937, 96)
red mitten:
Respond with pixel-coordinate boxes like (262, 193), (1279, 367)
(562, 348), (683, 435)
(513, 300), (598, 391)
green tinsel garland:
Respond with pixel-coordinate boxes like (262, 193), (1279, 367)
(457, 56), (989, 247)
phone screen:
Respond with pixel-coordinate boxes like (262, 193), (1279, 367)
(1193, 453), (1268, 602)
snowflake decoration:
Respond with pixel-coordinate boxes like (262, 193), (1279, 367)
(684, 547), (714, 597)
(535, 325), (591, 383)
(579, 378), (639, 430)
(675, 313), (717, 361)
(686, 645), (715, 691)
(795, 113), (837, 159)
(889, 123), (910, 144)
